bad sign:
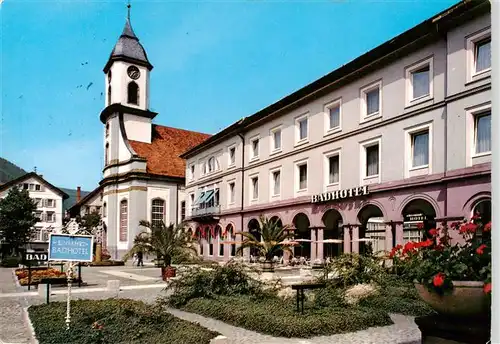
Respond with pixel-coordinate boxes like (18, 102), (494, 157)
(24, 252), (48, 262)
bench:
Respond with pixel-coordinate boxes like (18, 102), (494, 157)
(291, 282), (326, 314)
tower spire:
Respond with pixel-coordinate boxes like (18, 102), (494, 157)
(127, 1), (131, 21)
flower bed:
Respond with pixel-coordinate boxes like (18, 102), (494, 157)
(29, 299), (219, 344)
(15, 268), (82, 286)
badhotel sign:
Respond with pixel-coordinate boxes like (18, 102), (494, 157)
(311, 186), (369, 203)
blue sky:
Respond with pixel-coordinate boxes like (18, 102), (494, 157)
(1, 0), (458, 191)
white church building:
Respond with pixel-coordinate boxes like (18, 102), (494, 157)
(70, 10), (210, 259)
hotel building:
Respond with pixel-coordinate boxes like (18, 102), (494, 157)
(181, 0), (492, 261)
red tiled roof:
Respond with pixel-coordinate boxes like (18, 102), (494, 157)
(129, 125), (211, 178)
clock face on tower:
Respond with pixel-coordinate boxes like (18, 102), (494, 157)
(127, 65), (140, 80)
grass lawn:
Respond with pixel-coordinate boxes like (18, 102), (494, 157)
(29, 299), (219, 344)
(175, 295), (394, 338)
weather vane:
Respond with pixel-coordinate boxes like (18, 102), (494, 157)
(127, 0), (131, 21)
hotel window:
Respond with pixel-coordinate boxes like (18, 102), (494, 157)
(217, 227), (224, 257)
(35, 211), (42, 222)
(180, 201), (186, 221)
(228, 146), (236, 166)
(362, 140), (380, 179)
(228, 182), (235, 204)
(329, 105), (340, 130)
(473, 199), (491, 225)
(474, 111), (491, 155)
(411, 130), (429, 168)
(250, 137), (260, 160)
(23, 183), (29, 190)
(364, 218), (386, 253)
(467, 28), (491, 80)
(46, 199), (55, 208)
(296, 162), (308, 191)
(46, 211), (55, 223)
(119, 200), (128, 242)
(328, 154), (340, 185)
(189, 193), (195, 213)
(205, 157), (219, 174)
(361, 81), (382, 120)
(35, 184), (41, 191)
(34, 198), (42, 208)
(271, 169), (281, 197)
(406, 57), (433, 105)
(33, 227), (43, 241)
(251, 176), (259, 200)
(295, 114), (309, 143)
(270, 127), (282, 153)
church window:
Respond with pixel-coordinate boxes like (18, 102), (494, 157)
(127, 81), (139, 105)
(103, 202), (107, 218)
(151, 199), (165, 227)
(107, 85), (112, 105)
(119, 200), (128, 241)
(105, 143), (109, 165)
(105, 123), (110, 137)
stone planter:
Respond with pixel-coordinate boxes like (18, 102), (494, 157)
(415, 281), (490, 317)
(261, 261), (274, 272)
(161, 266), (176, 280)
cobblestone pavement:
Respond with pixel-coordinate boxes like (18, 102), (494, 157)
(1, 265), (421, 344)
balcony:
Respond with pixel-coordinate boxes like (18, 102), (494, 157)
(190, 205), (221, 221)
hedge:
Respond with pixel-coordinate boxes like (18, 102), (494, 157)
(176, 295), (393, 338)
(29, 299), (219, 344)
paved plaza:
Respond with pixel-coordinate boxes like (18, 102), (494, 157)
(0, 265), (421, 344)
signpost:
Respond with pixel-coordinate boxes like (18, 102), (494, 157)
(48, 233), (94, 330)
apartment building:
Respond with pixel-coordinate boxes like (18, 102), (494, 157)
(0, 172), (69, 247)
(181, 0), (492, 261)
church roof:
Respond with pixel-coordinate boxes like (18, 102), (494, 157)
(129, 125), (211, 179)
(103, 16), (152, 73)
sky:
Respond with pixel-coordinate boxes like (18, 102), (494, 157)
(1, 0), (459, 191)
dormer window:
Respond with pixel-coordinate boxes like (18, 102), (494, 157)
(127, 81), (139, 105)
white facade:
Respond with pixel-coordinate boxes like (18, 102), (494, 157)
(0, 175), (65, 243)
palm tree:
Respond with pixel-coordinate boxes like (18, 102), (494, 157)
(235, 215), (295, 272)
(123, 220), (198, 278)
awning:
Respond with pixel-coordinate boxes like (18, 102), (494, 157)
(202, 190), (215, 204)
(192, 192), (205, 206)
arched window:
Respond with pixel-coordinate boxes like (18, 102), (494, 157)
(103, 202), (107, 218)
(119, 200), (128, 242)
(107, 85), (112, 105)
(105, 143), (109, 165)
(473, 199), (491, 224)
(105, 123), (110, 137)
(127, 81), (139, 105)
(208, 227), (214, 256)
(151, 199), (165, 227)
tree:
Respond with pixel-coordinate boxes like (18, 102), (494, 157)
(77, 211), (102, 233)
(0, 187), (37, 257)
(235, 215), (295, 271)
(123, 221), (197, 268)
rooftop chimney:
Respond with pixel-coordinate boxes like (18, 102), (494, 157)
(77, 186), (81, 202)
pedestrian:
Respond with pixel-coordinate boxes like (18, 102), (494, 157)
(137, 251), (144, 267)
(132, 253), (137, 266)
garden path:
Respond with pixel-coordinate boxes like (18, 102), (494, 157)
(0, 268), (36, 344)
(166, 308), (421, 344)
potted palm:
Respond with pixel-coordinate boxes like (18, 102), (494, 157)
(235, 216), (295, 272)
(123, 221), (198, 280)
(390, 218), (491, 317)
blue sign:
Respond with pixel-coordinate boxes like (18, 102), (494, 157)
(48, 234), (94, 262)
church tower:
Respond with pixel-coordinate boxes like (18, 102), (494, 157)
(99, 4), (157, 259)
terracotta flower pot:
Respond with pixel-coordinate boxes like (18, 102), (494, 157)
(161, 266), (176, 280)
(415, 281), (490, 317)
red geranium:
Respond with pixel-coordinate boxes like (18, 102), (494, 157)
(476, 244), (487, 255)
(484, 222), (491, 232)
(433, 272), (445, 287)
(428, 228), (438, 236)
(484, 283), (491, 294)
(459, 223), (477, 234)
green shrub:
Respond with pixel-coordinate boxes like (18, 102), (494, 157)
(359, 295), (435, 317)
(29, 299), (218, 344)
(313, 284), (346, 308)
(323, 253), (388, 287)
(178, 295), (392, 338)
(1, 255), (20, 267)
(161, 262), (272, 307)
